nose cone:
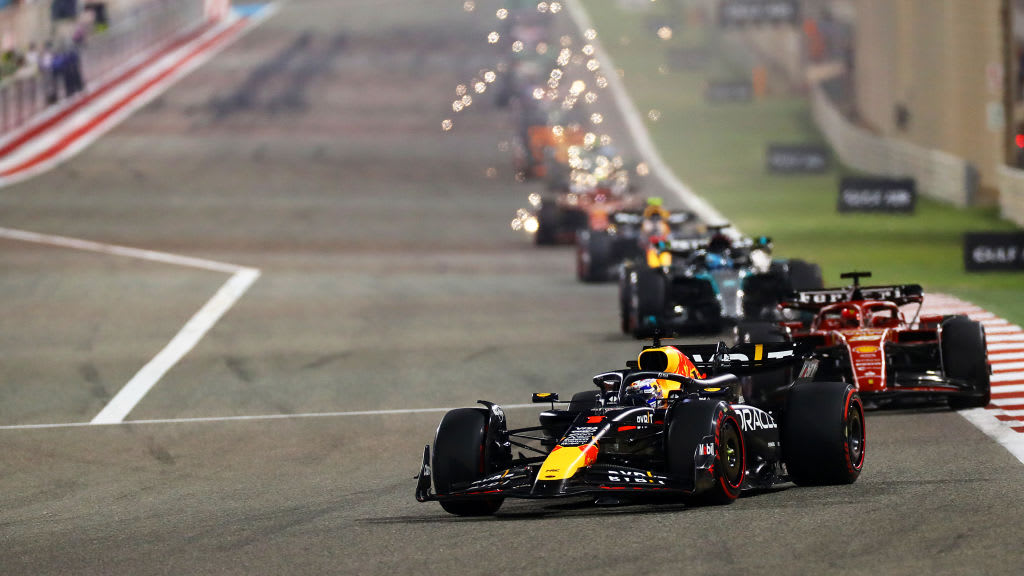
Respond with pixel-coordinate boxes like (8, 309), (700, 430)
(848, 340), (887, 392)
(537, 444), (598, 481)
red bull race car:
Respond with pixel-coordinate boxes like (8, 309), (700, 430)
(415, 340), (865, 516)
(763, 272), (991, 409)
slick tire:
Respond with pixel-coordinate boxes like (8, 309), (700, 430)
(734, 321), (790, 405)
(534, 203), (559, 246)
(568, 390), (601, 412)
(942, 316), (991, 410)
(576, 230), (613, 283)
(432, 408), (504, 516)
(618, 266), (632, 334)
(734, 320), (789, 345)
(666, 400), (744, 505)
(631, 267), (666, 339)
(786, 259), (824, 291)
(782, 382), (865, 486)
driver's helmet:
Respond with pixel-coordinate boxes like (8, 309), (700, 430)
(708, 233), (731, 254)
(641, 197), (671, 236)
(705, 252), (729, 270)
(841, 307), (860, 328)
(624, 378), (665, 408)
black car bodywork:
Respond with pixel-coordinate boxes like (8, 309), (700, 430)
(576, 209), (696, 283)
(416, 342), (865, 516)
(620, 231), (823, 337)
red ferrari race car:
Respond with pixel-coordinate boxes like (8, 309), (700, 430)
(743, 272), (991, 409)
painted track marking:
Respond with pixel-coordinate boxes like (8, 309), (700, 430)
(0, 6), (278, 423)
(923, 295), (1024, 463)
(0, 405), (541, 430)
(564, 0), (731, 230)
(0, 226), (260, 425)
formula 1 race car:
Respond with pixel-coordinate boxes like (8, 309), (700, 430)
(576, 202), (696, 283)
(751, 271), (991, 409)
(619, 225), (823, 337)
(415, 340), (865, 516)
(511, 149), (645, 246)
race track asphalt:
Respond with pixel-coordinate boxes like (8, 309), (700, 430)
(0, 1), (1022, 574)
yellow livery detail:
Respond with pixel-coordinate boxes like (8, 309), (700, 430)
(539, 445), (598, 481)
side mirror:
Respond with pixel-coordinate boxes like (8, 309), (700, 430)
(592, 371), (623, 391)
(532, 392), (559, 403)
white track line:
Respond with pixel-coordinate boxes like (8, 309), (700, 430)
(0, 227), (261, 426)
(0, 6), (278, 424)
(0, 226), (246, 274)
(91, 267), (260, 424)
(988, 333), (1024, 343)
(564, 0), (731, 230)
(0, 404), (541, 430)
(960, 409), (1024, 465)
(927, 295), (1024, 463)
(990, 343), (1024, 353)
(985, 325), (1023, 334)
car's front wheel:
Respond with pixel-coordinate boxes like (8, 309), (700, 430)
(941, 316), (991, 409)
(432, 408), (504, 516)
(666, 400), (744, 505)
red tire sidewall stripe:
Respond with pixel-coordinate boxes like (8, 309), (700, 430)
(719, 411), (745, 495)
(844, 390), (866, 473)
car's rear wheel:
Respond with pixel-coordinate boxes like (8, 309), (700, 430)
(577, 230), (613, 282)
(631, 267), (665, 339)
(782, 382), (865, 485)
(942, 316), (991, 409)
(432, 408), (504, 516)
(534, 203), (559, 246)
(734, 321), (791, 405)
(618, 266), (632, 334)
(786, 259), (824, 291)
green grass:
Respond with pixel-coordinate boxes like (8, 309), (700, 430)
(581, 0), (1024, 324)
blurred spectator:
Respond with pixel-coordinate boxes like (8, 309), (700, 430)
(0, 45), (25, 77)
(63, 42), (84, 95)
(42, 40), (58, 104)
(24, 41), (39, 74)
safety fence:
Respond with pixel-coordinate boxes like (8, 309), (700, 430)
(998, 165), (1024, 227)
(0, 0), (205, 136)
(810, 79), (978, 208)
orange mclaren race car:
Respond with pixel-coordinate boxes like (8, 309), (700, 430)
(512, 147), (645, 246)
(416, 339), (864, 516)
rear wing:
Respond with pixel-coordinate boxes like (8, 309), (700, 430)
(665, 237), (709, 255)
(611, 210), (694, 227)
(781, 284), (924, 310)
(666, 342), (805, 375)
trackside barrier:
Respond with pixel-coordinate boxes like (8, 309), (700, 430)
(809, 79), (978, 208)
(998, 165), (1024, 227)
(82, 0), (206, 84)
(0, 0), (206, 137)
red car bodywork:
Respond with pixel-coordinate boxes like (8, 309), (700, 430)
(777, 282), (990, 405)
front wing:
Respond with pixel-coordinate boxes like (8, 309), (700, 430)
(415, 446), (694, 503)
(857, 373), (988, 406)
